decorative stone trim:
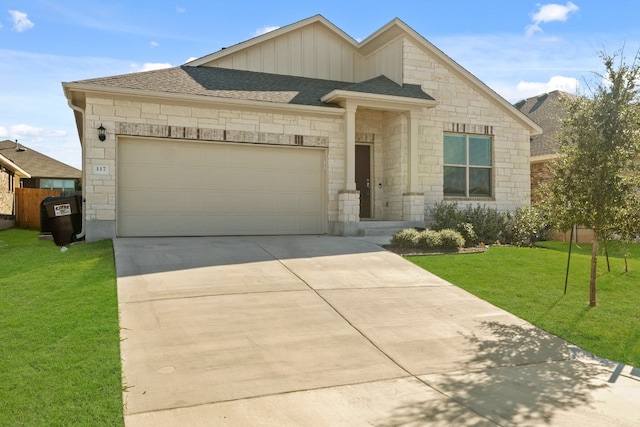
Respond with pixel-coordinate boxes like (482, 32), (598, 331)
(402, 192), (425, 196)
(338, 189), (359, 194)
(116, 122), (329, 147)
(355, 132), (375, 143)
(444, 122), (494, 135)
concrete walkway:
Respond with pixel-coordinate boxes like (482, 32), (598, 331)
(114, 235), (640, 426)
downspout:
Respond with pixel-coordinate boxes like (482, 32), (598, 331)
(66, 97), (87, 240)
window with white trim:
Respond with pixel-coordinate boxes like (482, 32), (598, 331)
(443, 133), (492, 197)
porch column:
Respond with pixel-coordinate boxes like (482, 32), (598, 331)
(407, 109), (420, 193)
(344, 102), (357, 191)
(403, 109), (425, 221)
(336, 102), (360, 235)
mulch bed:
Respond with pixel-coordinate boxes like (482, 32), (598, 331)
(383, 245), (489, 256)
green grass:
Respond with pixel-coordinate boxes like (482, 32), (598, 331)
(0, 229), (123, 426)
(408, 241), (640, 367)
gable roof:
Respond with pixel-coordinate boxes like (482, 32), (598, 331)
(187, 15), (540, 134)
(64, 14), (540, 135)
(514, 90), (576, 158)
(0, 140), (81, 179)
(67, 67), (433, 108)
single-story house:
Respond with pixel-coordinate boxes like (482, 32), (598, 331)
(515, 90), (600, 243)
(0, 147), (30, 227)
(513, 90), (575, 202)
(0, 139), (82, 192)
(0, 140), (81, 226)
(63, 15), (541, 242)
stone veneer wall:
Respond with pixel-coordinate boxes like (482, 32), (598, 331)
(0, 172), (13, 216)
(402, 37), (532, 219)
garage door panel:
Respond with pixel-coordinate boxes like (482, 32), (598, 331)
(118, 138), (326, 236)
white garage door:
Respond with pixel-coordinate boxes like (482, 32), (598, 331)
(117, 137), (326, 237)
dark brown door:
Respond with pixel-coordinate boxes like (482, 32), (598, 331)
(355, 145), (371, 219)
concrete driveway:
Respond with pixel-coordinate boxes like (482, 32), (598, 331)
(114, 235), (640, 426)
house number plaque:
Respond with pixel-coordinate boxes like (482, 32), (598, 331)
(93, 165), (109, 175)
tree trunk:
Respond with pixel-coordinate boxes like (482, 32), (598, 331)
(590, 235), (599, 307)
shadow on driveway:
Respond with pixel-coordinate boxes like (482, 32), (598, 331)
(378, 322), (612, 426)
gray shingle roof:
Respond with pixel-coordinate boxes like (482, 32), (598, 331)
(514, 90), (576, 157)
(70, 66), (434, 107)
(341, 75), (435, 100)
(0, 140), (81, 179)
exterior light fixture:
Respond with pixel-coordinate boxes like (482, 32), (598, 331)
(98, 124), (106, 141)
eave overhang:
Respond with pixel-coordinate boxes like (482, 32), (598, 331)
(321, 90), (437, 111)
(0, 153), (31, 179)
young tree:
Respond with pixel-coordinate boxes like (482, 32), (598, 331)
(541, 50), (640, 307)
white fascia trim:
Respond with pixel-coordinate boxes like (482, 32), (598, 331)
(321, 89), (437, 111)
(0, 153), (31, 179)
(531, 154), (560, 163)
(362, 19), (543, 135)
(63, 83), (346, 117)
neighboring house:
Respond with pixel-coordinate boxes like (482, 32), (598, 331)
(514, 90), (576, 201)
(0, 139), (80, 229)
(0, 149), (30, 226)
(0, 140), (82, 192)
(63, 15), (541, 242)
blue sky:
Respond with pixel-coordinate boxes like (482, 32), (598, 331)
(1, 0), (639, 169)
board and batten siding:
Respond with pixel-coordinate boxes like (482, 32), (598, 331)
(202, 22), (363, 82)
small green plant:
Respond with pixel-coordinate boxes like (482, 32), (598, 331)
(438, 228), (466, 250)
(512, 206), (547, 247)
(415, 229), (442, 249)
(390, 228), (420, 247)
(457, 222), (477, 246)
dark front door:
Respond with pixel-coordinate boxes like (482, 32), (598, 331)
(355, 145), (371, 219)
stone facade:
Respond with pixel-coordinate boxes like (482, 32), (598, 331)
(67, 16), (538, 241)
(402, 38), (531, 216)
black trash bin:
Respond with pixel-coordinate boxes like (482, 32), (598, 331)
(41, 196), (82, 246)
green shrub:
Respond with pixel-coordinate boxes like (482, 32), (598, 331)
(512, 206), (548, 247)
(438, 228), (466, 250)
(391, 228), (420, 247)
(430, 201), (508, 244)
(415, 229), (442, 249)
(460, 204), (507, 244)
(457, 222), (477, 246)
(430, 201), (462, 231)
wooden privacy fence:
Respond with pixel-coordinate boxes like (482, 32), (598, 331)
(15, 188), (61, 229)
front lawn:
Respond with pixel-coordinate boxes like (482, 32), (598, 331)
(0, 229), (123, 426)
(408, 241), (640, 367)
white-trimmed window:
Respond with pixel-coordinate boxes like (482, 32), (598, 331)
(443, 133), (492, 197)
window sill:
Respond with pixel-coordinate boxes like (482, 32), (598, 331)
(444, 196), (495, 202)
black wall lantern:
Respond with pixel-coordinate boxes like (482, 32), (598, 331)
(97, 124), (106, 141)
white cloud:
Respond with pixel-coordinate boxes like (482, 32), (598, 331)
(526, 2), (579, 36)
(184, 56), (199, 64)
(176, 6), (186, 13)
(1, 124), (66, 139)
(8, 10), (35, 32)
(252, 25), (279, 38)
(150, 41), (159, 47)
(510, 75), (581, 101)
(131, 62), (173, 72)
